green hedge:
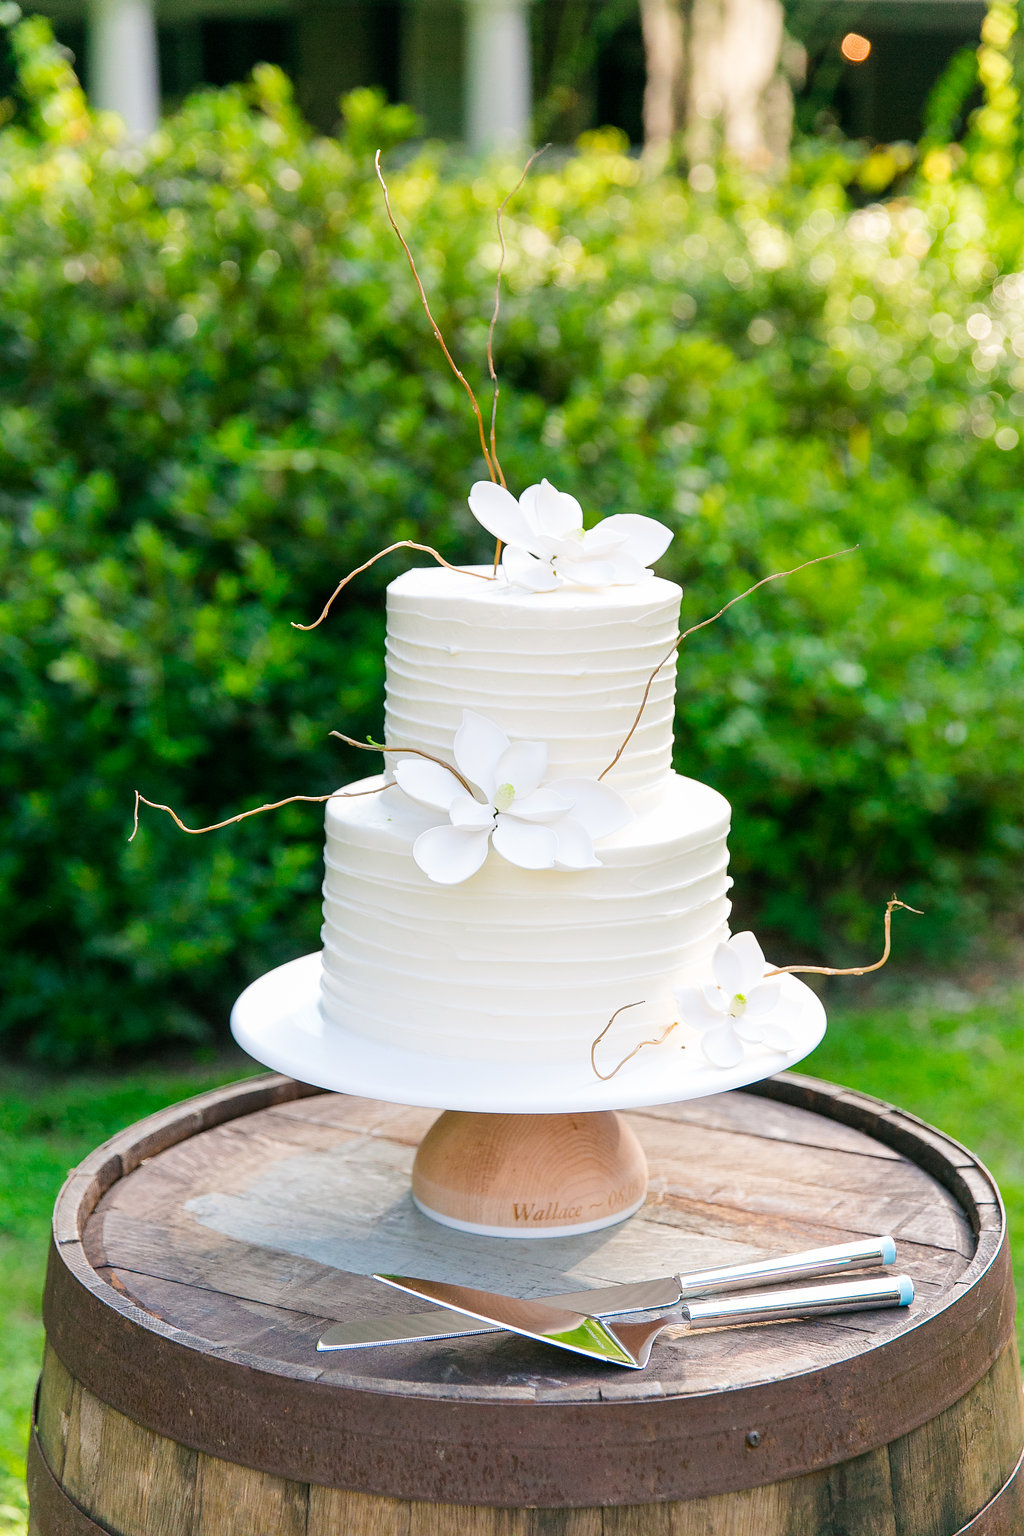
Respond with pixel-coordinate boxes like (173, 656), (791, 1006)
(3, 18), (1024, 1062)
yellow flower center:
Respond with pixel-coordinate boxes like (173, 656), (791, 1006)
(494, 782), (516, 812)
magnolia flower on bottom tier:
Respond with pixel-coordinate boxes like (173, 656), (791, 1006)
(674, 931), (795, 1069)
(393, 710), (631, 885)
(469, 478), (673, 592)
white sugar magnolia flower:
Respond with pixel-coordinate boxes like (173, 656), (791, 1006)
(674, 932), (795, 1069)
(468, 478), (673, 592)
(393, 710), (632, 885)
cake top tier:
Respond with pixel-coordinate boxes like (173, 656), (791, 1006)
(383, 566), (682, 804)
(389, 564), (681, 616)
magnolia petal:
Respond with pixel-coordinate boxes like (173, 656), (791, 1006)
(531, 479), (584, 540)
(412, 824), (490, 885)
(713, 931), (767, 996)
(760, 1019), (798, 1052)
(555, 556), (621, 588)
(468, 481), (538, 550)
(495, 739), (548, 802)
(553, 778), (632, 840)
(734, 1013), (768, 1043)
(700, 1023), (746, 1069)
(449, 793), (497, 831)
(552, 816), (599, 869)
(673, 984), (727, 1033)
(743, 980), (784, 1017)
(507, 786), (574, 822)
(597, 513), (674, 567)
(520, 488), (580, 557)
(491, 815), (559, 870)
(501, 543), (561, 592)
(393, 758), (462, 812)
(454, 710), (509, 799)
(711, 940), (744, 998)
(581, 520), (632, 552)
(732, 930), (770, 985)
(606, 551), (650, 586)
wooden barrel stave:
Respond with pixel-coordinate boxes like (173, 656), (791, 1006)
(31, 1337), (1024, 1536)
(29, 1073), (1024, 1535)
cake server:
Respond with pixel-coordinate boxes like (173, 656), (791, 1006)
(317, 1235), (897, 1350)
(371, 1271), (915, 1369)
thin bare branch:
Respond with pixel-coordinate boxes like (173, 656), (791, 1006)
(590, 1000), (678, 1081)
(292, 540), (492, 632)
(589, 894), (918, 1081)
(599, 546), (858, 781)
(129, 784), (385, 843)
(487, 143), (550, 500)
(329, 732), (477, 798)
(376, 150), (496, 482)
(598, 645), (673, 783)
(767, 897), (922, 978)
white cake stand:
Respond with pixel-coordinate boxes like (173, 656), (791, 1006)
(231, 952), (826, 1238)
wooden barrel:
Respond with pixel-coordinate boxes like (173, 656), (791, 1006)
(29, 1071), (1024, 1535)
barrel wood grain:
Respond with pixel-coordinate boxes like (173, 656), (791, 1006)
(32, 1071), (1023, 1533)
(33, 1338), (1024, 1535)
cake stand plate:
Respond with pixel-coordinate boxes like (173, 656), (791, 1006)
(231, 952), (826, 1238)
(231, 952), (826, 1115)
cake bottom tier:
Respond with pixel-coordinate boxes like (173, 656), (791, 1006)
(319, 771), (732, 1066)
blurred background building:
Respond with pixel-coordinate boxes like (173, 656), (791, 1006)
(14, 0), (987, 152)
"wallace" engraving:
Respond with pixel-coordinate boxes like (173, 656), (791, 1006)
(511, 1201), (584, 1223)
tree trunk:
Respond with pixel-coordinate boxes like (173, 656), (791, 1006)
(639, 0), (686, 162)
(639, 0), (798, 168)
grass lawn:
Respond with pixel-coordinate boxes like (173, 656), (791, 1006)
(0, 1052), (259, 1536)
(2, 989), (1022, 1535)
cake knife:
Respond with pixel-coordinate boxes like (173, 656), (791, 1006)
(317, 1235), (896, 1351)
(371, 1271), (915, 1369)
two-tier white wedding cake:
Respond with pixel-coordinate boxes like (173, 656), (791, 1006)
(318, 484), (735, 1068)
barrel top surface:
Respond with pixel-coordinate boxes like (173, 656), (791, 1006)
(52, 1070), (1002, 1402)
(42, 1071), (1015, 1504)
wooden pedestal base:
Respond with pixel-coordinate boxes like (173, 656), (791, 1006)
(410, 1109), (649, 1237)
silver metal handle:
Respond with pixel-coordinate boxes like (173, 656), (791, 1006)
(674, 1235), (897, 1300)
(683, 1273), (914, 1329)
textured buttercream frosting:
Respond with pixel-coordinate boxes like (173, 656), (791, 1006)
(321, 771), (731, 1063)
(383, 566), (681, 804)
(318, 562), (735, 1067)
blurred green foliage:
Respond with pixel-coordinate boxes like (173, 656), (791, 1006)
(2, 16), (1024, 1062)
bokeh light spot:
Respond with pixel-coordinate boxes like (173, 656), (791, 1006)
(841, 33), (872, 62)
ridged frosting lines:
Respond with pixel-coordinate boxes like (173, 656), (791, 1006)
(382, 568), (682, 803)
(319, 772), (733, 1064)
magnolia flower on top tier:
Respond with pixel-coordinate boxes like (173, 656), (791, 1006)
(469, 478), (673, 592)
(674, 931), (795, 1069)
(393, 710), (632, 885)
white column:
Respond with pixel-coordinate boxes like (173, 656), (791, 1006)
(88, 0), (161, 136)
(464, 0), (532, 153)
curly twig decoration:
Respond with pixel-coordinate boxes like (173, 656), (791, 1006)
(131, 732), (483, 843)
(376, 150), (496, 483)
(767, 897), (922, 977)
(129, 784), (386, 843)
(328, 732), (476, 798)
(599, 546), (858, 781)
(590, 1000), (681, 1081)
(487, 145), (549, 493)
(588, 896), (920, 1081)
(486, 143), (550, 572)
(292, 540), (493, 632)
